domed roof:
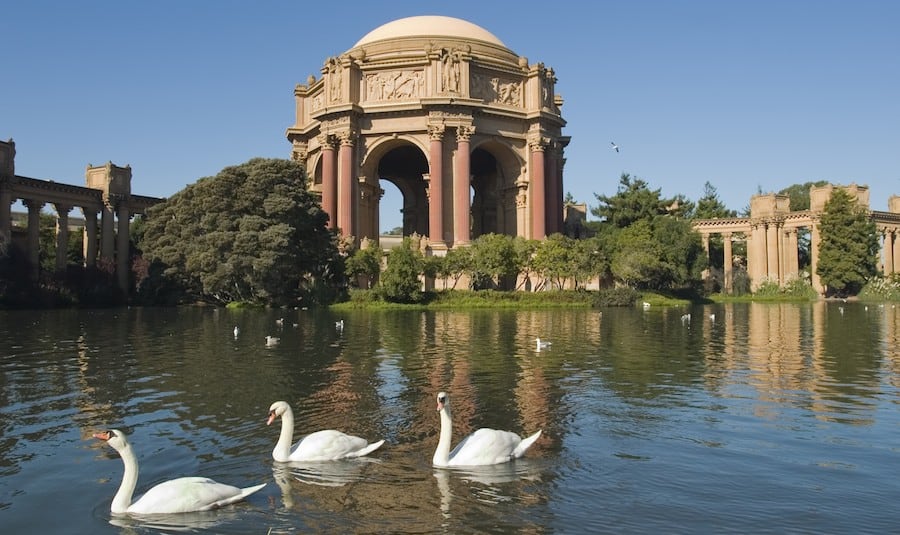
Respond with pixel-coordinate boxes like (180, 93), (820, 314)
(353, 16), (507, 48)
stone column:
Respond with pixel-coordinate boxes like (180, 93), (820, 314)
(319, 134), (337, 230)
(116, 201), (130, 291)
(810, 218), (823, 294)
(82, 207), (98, 267)
(893, 230), (900, 277)
(337, 131), (356, 237)
(786, 228), (799, 279)
(54, 203), (71, 273)
(748, 221), (766, 290)
(454, 125), (474, 245)
(100, 201), (115, 261)
(428, 125), (445, 246)
(723, 232), (733, 292)
(0, 183), (11, 243)
(883, 229), (894, 275)
(529, 137), (546, 239)
(24, 199), (44, 279)
(766, 220), (780, 282)
(700, 233), (710, 281)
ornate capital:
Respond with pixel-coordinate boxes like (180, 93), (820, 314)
(428, 124), (446, 141)
(528, 133), (549, 151)
(53, 203), (72, 215)
(337, 130), (356, 146)
(316, 133), (335, 148)
(291, 141), (309, 163)
(456, 125), (475, 142)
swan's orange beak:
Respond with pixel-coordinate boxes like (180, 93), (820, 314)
(93, 431), (112, 441)
(266, 411), (276, 426)
(436, 400), (444, 412)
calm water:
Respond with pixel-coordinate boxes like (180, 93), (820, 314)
(0, 303), (898, 534)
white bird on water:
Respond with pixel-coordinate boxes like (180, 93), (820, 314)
(610, 142), (619, 153)
(535, 338), (552, 351)
(233, 326), (239, 339)
(266, 335), (280, 347)
(335, 319), (344, 331)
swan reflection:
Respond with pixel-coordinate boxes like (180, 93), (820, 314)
(274, 457), (381, 490)
(107, 509), (235, 532)
(434, 458), (544, 520)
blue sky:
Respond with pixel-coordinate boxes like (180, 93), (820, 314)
(4, 1), (899, 231)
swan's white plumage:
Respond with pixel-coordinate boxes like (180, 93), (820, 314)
(93, 429), (265, 515)
(432, 391), (541, 467)
(267, 401), (385, 462)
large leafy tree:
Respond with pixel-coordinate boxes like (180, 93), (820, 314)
(816, 188), (879, 297)
(138, 158), (341, 306)
(778, 181), (829, 212)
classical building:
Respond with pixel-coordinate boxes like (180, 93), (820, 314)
(693, 185), (900, 295)
(286, 16), (569, 251)
(0, 138), (162, 290)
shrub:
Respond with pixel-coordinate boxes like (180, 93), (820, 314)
(594, 287), (640, 307)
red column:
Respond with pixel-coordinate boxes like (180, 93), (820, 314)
(320, 135), (337, 230)
(338, 132), (355, 236)
(530, 139), (546, 239)
(428, 125), (445, 245)
(546, 143), (559, 235)
(454, 126), (474, 245)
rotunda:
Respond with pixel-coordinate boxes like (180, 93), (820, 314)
(286, 15), (569, 249)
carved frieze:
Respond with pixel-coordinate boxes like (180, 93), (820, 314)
(311, 91), (324, 111)
(365, 70), (425, 101)
(471, 71), (522, 106)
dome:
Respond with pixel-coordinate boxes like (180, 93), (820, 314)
(353, 16), (507, 49)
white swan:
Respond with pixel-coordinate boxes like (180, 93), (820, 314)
(433, 391), (542, 467)
(535, 338), (552, 351)
(267, 401), (385, 462)
(93, 429), (265, 515)
(265, 335), (279, 347)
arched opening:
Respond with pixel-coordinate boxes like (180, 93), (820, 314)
(379, 181), (403, 235)
(470, 143), (521, 239)
(376, 144), (429, 237)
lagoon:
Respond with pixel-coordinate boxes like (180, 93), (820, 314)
(0, 303), (898, 533)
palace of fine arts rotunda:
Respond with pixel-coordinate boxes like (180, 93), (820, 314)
(285, 16), (569, 251)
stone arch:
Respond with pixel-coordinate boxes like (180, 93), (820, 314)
(358, 135), (429, 240)
(469, 138), (524, 238)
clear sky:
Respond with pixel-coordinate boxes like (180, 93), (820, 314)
(4, 1), (899, 231)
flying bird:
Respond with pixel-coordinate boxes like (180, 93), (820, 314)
(610, 142), (619, 153)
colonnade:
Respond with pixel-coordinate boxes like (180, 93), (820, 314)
(0, 139), (162, 290)
(694, 187), (900, 295)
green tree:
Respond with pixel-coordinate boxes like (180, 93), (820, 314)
(378, 237), (423, 302)
(345, 243), (383, 289)
(694, 182), (737, 219)
(468, 234), (520, 289)
(778, 181), (829, 212)
(816, 188), (879, 297)
(138, 158), (341, 306)
(592, 173), (681, 228)
(438, 246), (471, 289)
(532, 233), (576, 289)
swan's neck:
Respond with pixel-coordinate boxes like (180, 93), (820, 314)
(433, 406), (453, 466)
(111, 442), (138, 514)
(273, 407), (295, 462)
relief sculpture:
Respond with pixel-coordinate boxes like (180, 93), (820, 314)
(471, 72), (521, 106)
(365, 70), (425, 101)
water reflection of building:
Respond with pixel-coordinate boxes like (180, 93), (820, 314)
(710, 302), (885, 425)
